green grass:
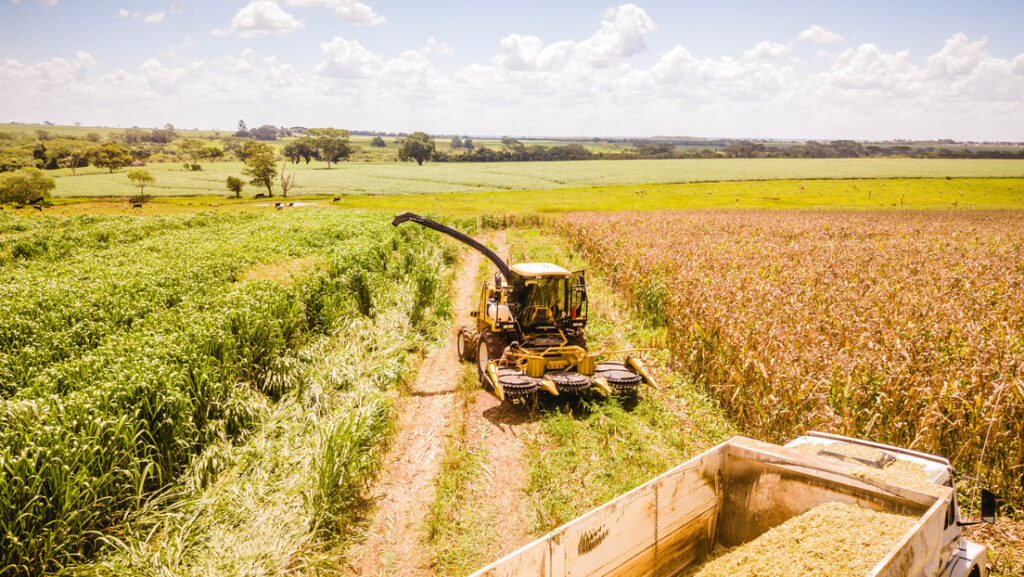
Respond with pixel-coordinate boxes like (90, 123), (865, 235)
(41, 158), (1024, 198)
(27, 177), (1024, 220)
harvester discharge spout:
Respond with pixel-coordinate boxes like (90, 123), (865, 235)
(392, 212), (511, 281)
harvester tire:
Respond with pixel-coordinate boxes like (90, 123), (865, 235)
(476, 329), (505, 383)
(457, 327), (479, 362)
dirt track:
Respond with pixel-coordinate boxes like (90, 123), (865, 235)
(349, 232), (534, 576)
(464, 231), (533, 558)
(350, 244), (480, 576)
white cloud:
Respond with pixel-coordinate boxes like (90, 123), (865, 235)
(926, 33), (988, 77)
(316, 37), (381, 78)
(578, 4), (655, 64)
(798, 25), (843, 44)
(140, 58), (194, 93)
(170, 0), (184, 14)
(743, 41), (790, 61)
(423, 38), (454, 55)
(494, 4), (654, 72)
(822, 44), (915, 93)
(213, 1), (304, 38)
(497, 34), (573, 71)
(144, 11), (165, 23)
(3, 31), (1022, 140)
(115, 8), (129, 18)
(1013, 54), (1024, 76)
(286, 0), (384, 26)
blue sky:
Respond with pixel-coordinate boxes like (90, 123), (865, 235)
(1, 0), (1022, 139)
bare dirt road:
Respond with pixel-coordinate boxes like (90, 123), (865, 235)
(465, 231), (533, 558)
(350, 232), (533, 576)
(349, 241), (483, 576)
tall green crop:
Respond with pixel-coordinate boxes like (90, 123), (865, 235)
(0, 210), (447, 575)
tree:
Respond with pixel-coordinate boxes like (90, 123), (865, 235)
(501, 136), (525, 153)
(306, 128), (352, 169)
(221, 137), (253, 161)
(85, 132), (102, 143)
(250, 125), (279, 140)
(242, 141), (277, 196)
(0, 167), (56, 204)
(179, 138), (206, 171)
(57, 147), (93, 175)
(398, 132), (435, 166)
(149, 127), (177, 143)
(127, 168), (155, 199)
(450, 136), (463, 149)
(46, 139), (95, 175)
(463, 138), (475, 150)
(370, 136), (387, 148)
(236, 119), (249, 137)
(129, 146), (152, 163)
(279, 162), (295, 197)
(90, 142), (132, 173)
(205, 145), (225, 162)
(226, 176), (243, 199)
(283, 139), (317, 164)
(122, 128), (147, 144)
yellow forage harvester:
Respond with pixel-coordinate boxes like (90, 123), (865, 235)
(393, 212), (657, 402)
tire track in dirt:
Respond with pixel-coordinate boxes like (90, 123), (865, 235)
(464, 231), (533, 558)
(349, 243), (484, 577)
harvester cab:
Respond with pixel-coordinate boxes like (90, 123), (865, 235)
(392, 212), (656, 403)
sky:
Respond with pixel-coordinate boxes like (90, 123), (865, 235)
(1, 0), (1023, 140)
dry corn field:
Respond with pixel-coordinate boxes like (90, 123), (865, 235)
(559, 210), (1024, 505)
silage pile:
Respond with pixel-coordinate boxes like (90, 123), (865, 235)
(684, 502), (917, 577)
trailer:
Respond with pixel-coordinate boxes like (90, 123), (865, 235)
(470, 433), (993, 577)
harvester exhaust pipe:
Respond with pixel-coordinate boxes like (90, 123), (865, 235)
(392, 212), (512, 281)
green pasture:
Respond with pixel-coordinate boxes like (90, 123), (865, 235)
(318, 177), (1024, 214)
(31, 178), (1024, 218)
(42, 158), (1024, 198)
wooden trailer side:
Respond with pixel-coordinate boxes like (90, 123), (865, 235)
(470, 441), (727, 577)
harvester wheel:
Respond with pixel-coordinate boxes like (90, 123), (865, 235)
(457, 327), (479, 362)
(476, 329), (505, 383)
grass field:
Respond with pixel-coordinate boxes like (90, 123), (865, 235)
(25, 177), (1024, 219)
(39, 158), (1024, 198)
